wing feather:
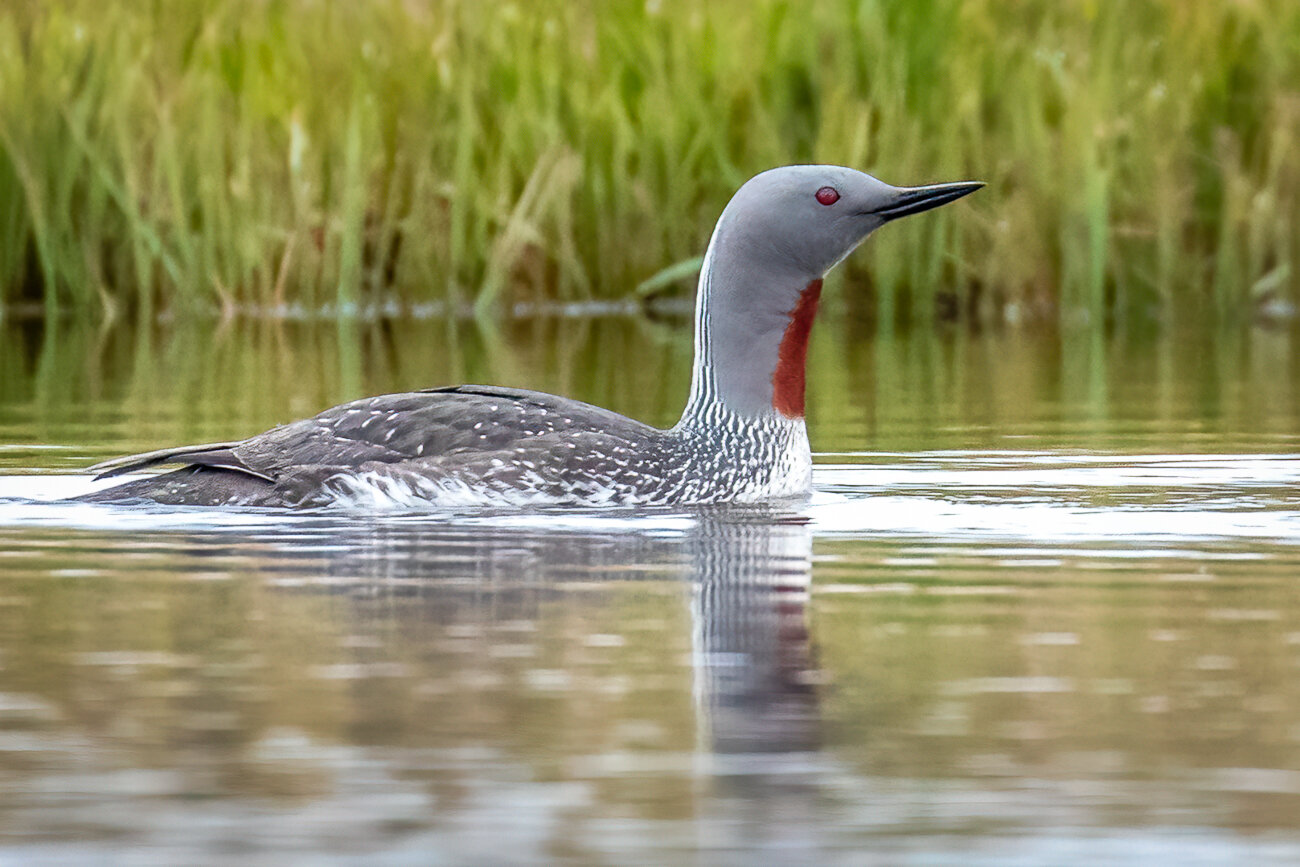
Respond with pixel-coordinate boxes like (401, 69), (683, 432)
(89, 441), (272, 481)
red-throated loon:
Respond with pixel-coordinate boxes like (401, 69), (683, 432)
(80, 166), (980, 508)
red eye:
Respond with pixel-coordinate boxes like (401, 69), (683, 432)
(815, 186), (840, 206)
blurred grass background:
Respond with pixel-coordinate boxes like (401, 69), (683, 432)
(1, 0), (1298, 328)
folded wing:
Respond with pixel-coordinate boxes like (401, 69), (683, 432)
(90, 385), (658, 486)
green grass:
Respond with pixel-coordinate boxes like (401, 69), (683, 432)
(1, 0), (1298, 326)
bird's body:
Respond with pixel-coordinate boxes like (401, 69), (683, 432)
(82, 385), (811, 508)
(80, 166), (979, 509)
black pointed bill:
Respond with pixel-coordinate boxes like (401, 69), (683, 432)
(869, 181), (983, 221)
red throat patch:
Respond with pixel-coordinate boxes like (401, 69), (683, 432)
(771, 279), (823, 418)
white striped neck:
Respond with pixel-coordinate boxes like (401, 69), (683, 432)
(672, 219), (823, 439)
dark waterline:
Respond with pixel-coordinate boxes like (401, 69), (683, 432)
(3, 314), (1299, 461)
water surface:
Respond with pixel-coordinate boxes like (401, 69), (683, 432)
(0, 317), (1298, 864)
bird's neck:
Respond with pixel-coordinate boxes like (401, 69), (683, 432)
(675, 228), (823, 434)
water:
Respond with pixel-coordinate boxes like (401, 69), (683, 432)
(1, 316), (1299, 864)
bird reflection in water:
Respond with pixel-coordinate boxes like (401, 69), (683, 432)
(686, 511), (824, 858)
(273, 507), (826, 856)
(689, 511), (818, 756)
(319, 509), (822, 760)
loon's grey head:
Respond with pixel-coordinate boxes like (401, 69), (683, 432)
(713, 164), (982, 280)
(687, 165), (981, 421)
